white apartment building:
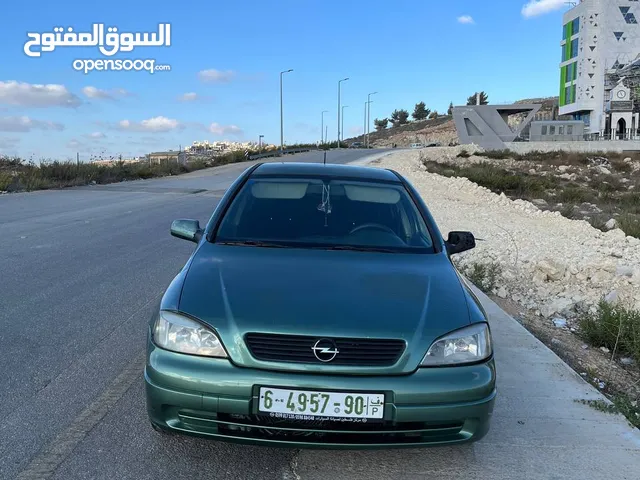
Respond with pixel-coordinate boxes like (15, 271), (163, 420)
(559, 0), (640, 137)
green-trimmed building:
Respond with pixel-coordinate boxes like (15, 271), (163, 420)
(559, 0), (640, 136)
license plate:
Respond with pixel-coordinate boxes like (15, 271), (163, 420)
(258, 387), (384, 420)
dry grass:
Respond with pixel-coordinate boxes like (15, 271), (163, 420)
(579, 301), (640, 365)
(0, 152), (250, 193)
(421, 151), (640, 238)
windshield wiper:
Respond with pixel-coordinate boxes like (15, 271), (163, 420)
(322, 245), (398, 253)
(217, 240), (289, 248)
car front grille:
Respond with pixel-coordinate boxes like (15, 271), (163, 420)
(244, 333), (405, 366)
(176, 411), (467, 446)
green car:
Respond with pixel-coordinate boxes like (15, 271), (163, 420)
(145, 162), (496, 449)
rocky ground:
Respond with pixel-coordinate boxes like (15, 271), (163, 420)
(344, 117), (459, 148)
(375, 147), (640, 316)
(371, 119), (459, 148)
(420, 145), (640, 236)
(372, 149), (640, 409)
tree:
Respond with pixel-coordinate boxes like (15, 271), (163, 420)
(412, 102), (429, 121)
(390, 109), (410, 127)
(429, 111), (439, 119)
(374, 118), (389, 131)
(466, 91), (489, 105)
(447, 102), (454, 115)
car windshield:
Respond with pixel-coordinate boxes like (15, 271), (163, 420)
(214, 176), (434, 253)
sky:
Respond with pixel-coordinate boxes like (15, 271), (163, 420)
(0, 0), (572, 161)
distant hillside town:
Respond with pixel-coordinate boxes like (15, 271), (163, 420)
(90, 139), (278, 166)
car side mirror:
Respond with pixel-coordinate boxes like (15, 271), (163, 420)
(170, 219), (203, 243)
(446, 231), (476, 255)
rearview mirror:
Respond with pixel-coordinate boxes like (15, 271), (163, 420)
(445, 231), (476, 255)
(170, 219), (203, 243)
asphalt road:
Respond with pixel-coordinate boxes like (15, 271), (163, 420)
(2, 148), (639, 480)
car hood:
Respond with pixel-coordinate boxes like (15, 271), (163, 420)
(177, 243), (472, 374)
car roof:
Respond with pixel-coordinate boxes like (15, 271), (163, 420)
(251, 162), (401, 182)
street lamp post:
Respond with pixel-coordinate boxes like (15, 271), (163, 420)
(341, 105), (348, 145)
(363, 102), (367, 144)
(258, 134), (264, 152)
(366, 91), (377, 148)
(366, 100), (374, 148)
(280, 69), (293, 153)
(337, 77), (349, 147)
(321, 110), (328, 145)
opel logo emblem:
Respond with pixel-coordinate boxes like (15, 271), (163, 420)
(312, 339), (339, 362)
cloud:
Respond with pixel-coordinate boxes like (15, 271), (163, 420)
(177, 92), (213, 103)
(113, 116), (183, 133)
(0, 116), (64, 132)
(178, 92), (198, 102)
(82, 86), (133, 100)
(457, 15), (475, 24)
(0, 81), (81, 108)
(198, 69), (236, 83)
(113, 88), (134, 97)
(67, 139), (83, 149)
(84, 132), (106, 139)
(348, 126), (363, 135)
(521, 0), (566, 18)
(208, 122), (243, 136)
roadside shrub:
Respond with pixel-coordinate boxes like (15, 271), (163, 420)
(458, 261), (502, 294)
(457, 149), (471, 158)
(620, 193), (640, 214)
(556, 185), (594, 204)
(616, 214), (640, 239)
(475, 149), (511, 160)
(0, 172), (12, 191)
(559, 203), (577, 219)
(0, 149), (262, 193)
(422, 160), (559, 198)
(579, 300), (640, 364)
(610, 159), (633, 173)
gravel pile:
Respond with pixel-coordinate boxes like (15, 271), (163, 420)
(375, 151), (640, 319)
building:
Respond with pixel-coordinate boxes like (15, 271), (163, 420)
(184, 140), (267, 154)
(559, 0), (640, 136)
(91, 158), (141, 166)
(147, 151), (186, 165)
(529, 120), (585, 142)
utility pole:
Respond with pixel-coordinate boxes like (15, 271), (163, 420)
(363, 102), (367, 144)
(337, 77), (349, 147)
(366, 92), (377, 148)
(280, 69), (293, 153)
(259, 134), (264, 152)
(341, 105), (348, 145)
(321, 110), (328, 145)
(365, 101), (372, 147)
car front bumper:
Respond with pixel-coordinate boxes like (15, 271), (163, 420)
(145, 341), (496, 449)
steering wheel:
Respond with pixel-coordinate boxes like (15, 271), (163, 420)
(349, 223), (397, 236)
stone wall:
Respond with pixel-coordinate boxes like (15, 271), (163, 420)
(504, 140), (640, 154)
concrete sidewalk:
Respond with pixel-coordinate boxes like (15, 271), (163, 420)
(290, 287), (640, 480)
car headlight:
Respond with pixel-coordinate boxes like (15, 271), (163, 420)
(420, 323), (492, 366)
(153, 311), (228, 358)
